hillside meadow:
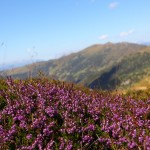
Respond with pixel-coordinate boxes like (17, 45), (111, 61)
(0, 77), (150, 150)
(1, 43), (150, 91)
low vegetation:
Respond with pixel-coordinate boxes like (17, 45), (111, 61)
(0, 78), (149, 149)
(1, 42), (149, 91)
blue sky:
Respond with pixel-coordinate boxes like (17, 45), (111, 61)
(0, 0), (150, 66)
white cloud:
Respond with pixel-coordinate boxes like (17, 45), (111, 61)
(120, 29), (135, 37)
(99, 34), (109, 40)
(109, 2), (118, 9)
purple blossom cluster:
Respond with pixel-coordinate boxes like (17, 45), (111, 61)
(0, 78), (150, 149)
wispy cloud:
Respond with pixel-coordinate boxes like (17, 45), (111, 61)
(99, 34), (109, 40)
(120, 29), (135, 37)
(109, 2), (118, 9)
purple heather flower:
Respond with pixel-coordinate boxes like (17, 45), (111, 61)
(132, 129), (137, 138)
(44, 140), (54, 150)
(128, 141), (137, 149)
(19, 121), (27, 129)
(26, 134), (32, 140)
(65, 140), (73, 150)
(82, 135), (93, 143)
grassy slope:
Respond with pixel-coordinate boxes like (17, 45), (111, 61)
(1, 42), (149, 90)
(89, 49), (150, 90)
(48, 42), (146, 85)
(130, 76), (150, 91)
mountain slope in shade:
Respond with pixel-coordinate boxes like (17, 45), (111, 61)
(44, 42), (146, 85)
(1, 42), (149, 90)
(89, 50), (150, 90)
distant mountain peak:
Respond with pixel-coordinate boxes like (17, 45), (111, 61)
(105, 42), (113, 45)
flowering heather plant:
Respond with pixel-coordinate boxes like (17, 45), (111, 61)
(0, 78), (150, 149)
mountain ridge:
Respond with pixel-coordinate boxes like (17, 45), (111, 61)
(1, 42), (149, 90)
